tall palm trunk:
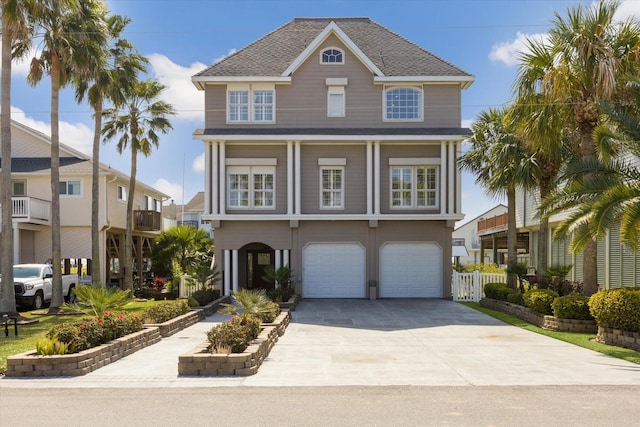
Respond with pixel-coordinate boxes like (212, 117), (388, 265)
(48, 53), (64, 311)
(580, 126), (598, 295)
(506, 187), (517, 289)
(537, 178), (553, 288)
(91, 98), (103, 286)
(123, 141), (138, 291)
(0, 9), (16, 315)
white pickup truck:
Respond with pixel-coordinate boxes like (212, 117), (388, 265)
(12, 264), (78, 309)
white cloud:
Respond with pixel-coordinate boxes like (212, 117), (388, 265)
(147, 53), (208, 122)
(489, 32), (548, 67)
(153, 178), (184, 203)
(11, 107), (94, 155)
(192, 152), (205, 173)
(615, 0), (640, 20)
(461, 119), (473, 129)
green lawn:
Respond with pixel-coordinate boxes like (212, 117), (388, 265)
(461, 302), (640, 365)
(0, 300), (159, 374)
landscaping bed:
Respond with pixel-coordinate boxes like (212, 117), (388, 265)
(480, 298), (597, 334)
(596, 327), (640, 352)
(5, 327), (161, 377)
(178, 310), (290, 376)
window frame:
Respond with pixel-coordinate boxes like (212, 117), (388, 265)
(59, 180), (82, 197)
(383, 86), (423, 122)
(227, 84), (275, 124)
(320, 166), (344, 210)
(320, 47), (344, 65)
(389, 165), (438, 209)
(327, 86), (346, 117)
(227, 165), (275, 210)
(117, 185), (127, 202)
(11, 179), (27, 196)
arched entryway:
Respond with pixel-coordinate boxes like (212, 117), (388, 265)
(239, 242), (275, 291)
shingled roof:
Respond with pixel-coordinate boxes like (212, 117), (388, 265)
(194, 17), (472, 78)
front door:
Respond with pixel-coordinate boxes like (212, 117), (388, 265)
(246, 250), (274, 290)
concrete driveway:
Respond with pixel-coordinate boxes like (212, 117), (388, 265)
(1, 299), (639, 388)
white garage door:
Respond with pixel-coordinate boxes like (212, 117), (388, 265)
(303, 243), (366, 298)
(380, 242), (442, 298)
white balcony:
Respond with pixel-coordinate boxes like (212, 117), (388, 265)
(0, 197), (51, 226)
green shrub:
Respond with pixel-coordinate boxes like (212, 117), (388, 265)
(143, 300), (190, 324)
(484, 282), (511, 300)
(191, 288), (220, 306)
(552, 294), (593, 320)
(255, 301), (281, 323)
(461, 263), (505, 274)
(523, 289), (559, 315)
(36, 337), (69, 355)
(589, 289), (640, 332)
(46, 311), (144, 353)
(267, 286), (295, 303)
(506, 290), (524, 306)
(186, 296), (199, 307)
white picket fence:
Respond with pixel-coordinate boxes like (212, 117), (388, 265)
(452, 271), (507, 302)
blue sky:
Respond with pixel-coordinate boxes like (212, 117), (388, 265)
(6, 0), (640, 225)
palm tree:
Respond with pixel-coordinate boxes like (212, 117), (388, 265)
(26, 0), (108, 310)
(514, 0), (640, 295)
(459, 108), (538, 288)
(541, 78), (640, 252)
(151, 225), (214, 278)
(0, 0), (39, 315)
(102, 79), (175, 290)
(74, 14), (148, 287)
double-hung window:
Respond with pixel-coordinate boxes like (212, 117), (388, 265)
(384, 86), (422, 121)
(117, 185), (127, 202)
(227, 84), (275, 123)
(228, 166), (275, 209)
(320, 167), (344, 209)
(60, 180), (81, 196)
(390, 165), (437, 209)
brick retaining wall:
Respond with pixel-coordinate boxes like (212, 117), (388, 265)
(479, 298), (597, 333)
(596, 327), (640, 352)
(178, 310), (291, 376)
(145, 310), (201, 338)
(5, 327), (161, 377)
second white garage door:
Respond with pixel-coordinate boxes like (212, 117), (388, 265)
(380, 242), (442, 298)
(303, 243), (366, 298)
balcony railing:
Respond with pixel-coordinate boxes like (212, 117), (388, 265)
(0, 197), (51, 225)
(134, 210), (161, 231)
(477, 212), (508, 234)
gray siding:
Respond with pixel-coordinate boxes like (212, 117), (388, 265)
(203, 34), (462, 129)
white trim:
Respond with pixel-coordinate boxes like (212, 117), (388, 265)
(287, 141), (294, 215)
(440, 142), (446, 215)
(448, 142), (454, 214)
(225, 158), (277, 166)
(232, 250), (239, 292)
(374, 75), (475, 89)
(318, 158), (346, 166)
(283, 249), (290, 267)
(327, 86), (346, 117)
(224, 250), (231, 296)
(210, 142), (219, 215)
(282, 21), (384, 77)
(374, 141), (380, 215)
(59, 179), (82, 198)
(383, 85), (423, 122)
(219, 142), (226, 215)
(195, 133), (468, 142)
(191, 76), (291, 90)
(203, 213), (465, 221)
(204, 142), (212, 215)
(326, 77), (348, 86)
(389, 165), (439, 210)
(227, 165), (276, 210)
(319, 166), (345, 210)
(295, 141), (301, 215)
(366, 141), (373, 215)
(455, 142), (462, 214)
(389, 157), (440, 166)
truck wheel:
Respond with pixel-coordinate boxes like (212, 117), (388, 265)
(32, 291), (44, 310)
(67, 285), (77, 304)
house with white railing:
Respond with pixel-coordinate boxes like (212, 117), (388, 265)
(0, 120), (169, 285)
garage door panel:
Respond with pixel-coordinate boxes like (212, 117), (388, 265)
(303, 243), (365, 298)
(380, 243), (441, 298)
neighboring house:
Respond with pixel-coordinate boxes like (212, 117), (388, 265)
(0, 120), (168, 285)
(478, 187), (640, 289)
(192, 18), (474, 298)
(163, 192), (213, 238)
(453, 204), (507, 265)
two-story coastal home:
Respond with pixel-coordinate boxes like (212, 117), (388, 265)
(0, 120), (168, 285)
(192, 18), (474, 298)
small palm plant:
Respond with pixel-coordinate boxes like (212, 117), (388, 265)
(63, 285), (132, 317)
(219, 289), (280, 323)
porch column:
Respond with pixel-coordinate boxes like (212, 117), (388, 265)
(448, 141), (454, 214)
(224, 249), (231, 295)
(232, 249), (239, 292)
(287, 141), (294, 215)
(13, 223), (19, 263)
(366, 141), (373, 215)
(295, 141), (301, 215)
(211, 141), (219, 215)
(455, 142), (462, 214)
(283, 249), (290, 267)
(219, 141), (226, 215)
(374, 141), (380, 215)
(275, 250), (282, 288)
(440, 142), (447, 214)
